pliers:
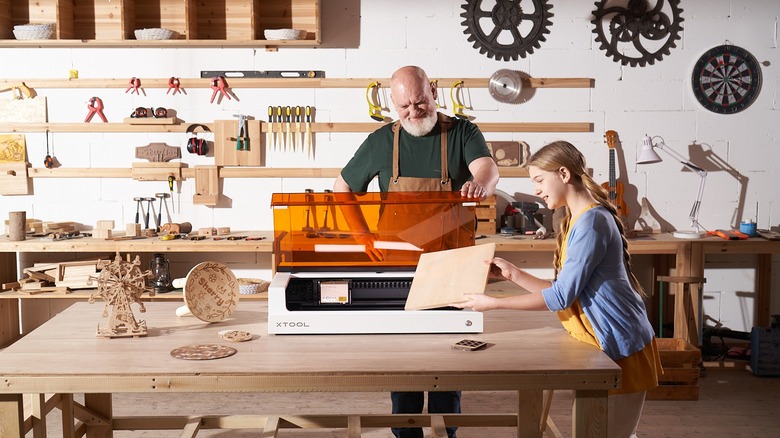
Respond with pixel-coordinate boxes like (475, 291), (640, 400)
(210, 76), (232, 104)
(234, 114), (249, 150)
(166, 77), (183, 95)
(125, 77), (142, 94)
(85, 97), (107, 123)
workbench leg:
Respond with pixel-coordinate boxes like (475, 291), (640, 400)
(347, 415), (361, 438)
(61, 394), (75, 438)
(0, 394), (24, 438)
(572, 390), (607, 438)
(0, 252), (20, 347)
(756, 254), (772, 328)
(517, 390), (543, 438)
(29, 393), (48, 437)
(84, 393), (113, 438)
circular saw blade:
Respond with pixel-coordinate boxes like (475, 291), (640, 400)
(488, 69), (524, 104)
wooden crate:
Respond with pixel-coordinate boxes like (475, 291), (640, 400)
(647, 337), (701, 401)
(475, 195), (496, 235)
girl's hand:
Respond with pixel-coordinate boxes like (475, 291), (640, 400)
(485, 257), (515, 281)
(452, 293), (497, 312)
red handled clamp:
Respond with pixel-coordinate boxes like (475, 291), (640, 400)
(125, 77), (142, 94)
(84, 97), (107, 123)
(209, 76), (232, 104)
(167, 77), (183, 95)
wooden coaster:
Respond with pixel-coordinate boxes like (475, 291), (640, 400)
(183, 262), (239, 322)
(218, 330), (253, 342)
(170, 344), (237, 360)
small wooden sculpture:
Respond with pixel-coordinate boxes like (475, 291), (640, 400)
(89, 252), (155, 338)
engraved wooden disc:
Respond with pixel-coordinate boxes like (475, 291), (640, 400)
(170, 344), (237, 360)
(218, 330), (253, 342)
(184, 262), (239, 322)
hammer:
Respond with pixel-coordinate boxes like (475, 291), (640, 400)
(144, 197), (156, 229)
(133, 197), (143, 224)
(156, 193), (172, 226)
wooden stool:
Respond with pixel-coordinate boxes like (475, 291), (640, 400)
(657, 276), (707, 345)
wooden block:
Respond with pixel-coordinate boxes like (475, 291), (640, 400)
(0, 162), (32, 195)
(96, 220), (115, 230)
(199, 228), (217, 236)
(93, 229), (112, 239)
(132, 162), (186, 181)
(126, 223), (141, 237)
(214, 119), (263, 166)
(124, 117), (178, 125)
(486, 141), (530, 167)
(193, 165), (220, 206)
(216, 227), (231, 235)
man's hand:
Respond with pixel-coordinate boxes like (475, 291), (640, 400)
(460, 180), (488, 200)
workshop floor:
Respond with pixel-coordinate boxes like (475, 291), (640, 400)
(33, 360), (780, 437)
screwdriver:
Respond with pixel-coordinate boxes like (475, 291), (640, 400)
(168, 176), (175, 213)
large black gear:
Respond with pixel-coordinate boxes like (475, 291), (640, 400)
(591, 0), (684, 67)
(460, 0), (554, 62)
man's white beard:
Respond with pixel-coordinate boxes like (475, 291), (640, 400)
(400, 111), (438, 137)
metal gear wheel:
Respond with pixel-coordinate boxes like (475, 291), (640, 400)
(592, 0), (684, 67)
(460, 0), (554, 62)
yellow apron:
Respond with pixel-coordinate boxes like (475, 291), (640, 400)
(556, 206), (662, 394)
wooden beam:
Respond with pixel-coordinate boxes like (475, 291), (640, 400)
(0, 77), (593, 89)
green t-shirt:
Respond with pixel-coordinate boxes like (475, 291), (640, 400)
(340, 115), (491, 192)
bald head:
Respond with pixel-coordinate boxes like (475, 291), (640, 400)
(390, 66), (438, 136)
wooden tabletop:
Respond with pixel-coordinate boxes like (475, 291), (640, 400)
(0, 301), (620, 394)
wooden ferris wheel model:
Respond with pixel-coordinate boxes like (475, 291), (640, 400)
(89, 252), (155, 338)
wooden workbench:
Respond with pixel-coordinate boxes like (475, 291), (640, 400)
(0, 301), (619, 437)
(2, 232), (779, 347)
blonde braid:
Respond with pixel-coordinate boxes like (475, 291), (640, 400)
(581, 172), (646, 297)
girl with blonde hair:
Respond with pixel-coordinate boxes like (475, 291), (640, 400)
(455, 141), (662, 438)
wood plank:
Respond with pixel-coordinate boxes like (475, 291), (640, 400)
(405, 243), (495, 310)
(0, 77), (593, 89)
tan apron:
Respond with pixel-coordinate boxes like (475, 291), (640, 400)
(379, 113), (473, 254)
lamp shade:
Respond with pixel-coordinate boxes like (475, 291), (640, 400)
(637, 134), (662, 164)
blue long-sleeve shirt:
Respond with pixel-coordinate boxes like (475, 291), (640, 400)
(541, 206), (655, 360)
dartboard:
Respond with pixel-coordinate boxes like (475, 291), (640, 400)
(691, 45), (761, 114)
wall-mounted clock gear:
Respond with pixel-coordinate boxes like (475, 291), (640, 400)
(591, 0), (684, 67)
(691, 44), (762, 114)
(460, 0), (554, 62)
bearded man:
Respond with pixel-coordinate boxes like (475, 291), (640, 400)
(334, 65), (498, 438)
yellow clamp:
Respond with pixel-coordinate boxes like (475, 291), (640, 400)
(365, 81), (385, 122)
(450, 80), (468, 119)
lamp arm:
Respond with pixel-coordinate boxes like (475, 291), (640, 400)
(653, 141), (708, 177)
(689, 172), (707, 231)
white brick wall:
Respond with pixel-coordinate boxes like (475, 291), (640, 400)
(2, 0), (779, 327)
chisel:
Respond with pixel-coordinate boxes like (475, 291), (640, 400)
(285, 106), (293, 152)
(305, 106), (313, 158)
(276, 106), (284, 151)
(267, 106), (274, 153)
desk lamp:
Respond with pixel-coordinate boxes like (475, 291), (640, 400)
(638, 135), (708, 239)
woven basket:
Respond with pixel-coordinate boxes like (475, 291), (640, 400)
(237, 278), (270, 295)
(13, 23), (55, 40)
(134, 27), (176, 40)
(264, 28), (307, 40)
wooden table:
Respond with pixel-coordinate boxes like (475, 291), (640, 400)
(0, 301), (620, 437)
(2, 232), (778, 346)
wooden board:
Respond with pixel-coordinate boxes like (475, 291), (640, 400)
(405, 243), (495, 310)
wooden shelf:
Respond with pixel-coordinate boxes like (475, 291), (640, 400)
(0, 122), (592, 134)
(26, 167), (530, 179)
(0, 0), (320, 47)
(0, 77), (594, 89)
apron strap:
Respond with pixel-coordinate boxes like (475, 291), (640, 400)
(391, 113), (452, 184)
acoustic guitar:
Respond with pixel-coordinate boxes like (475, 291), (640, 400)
(601, 130), (628, 219)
